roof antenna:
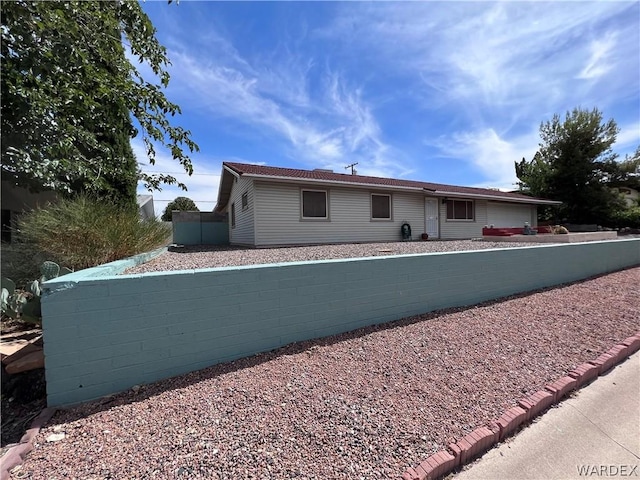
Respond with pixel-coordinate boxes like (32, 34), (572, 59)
(345, 162), (358, 175)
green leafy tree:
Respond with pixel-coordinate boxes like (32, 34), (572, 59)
(515, 151), (551, 196)
(1, 0), (199, 206)
(161, 196), (199, 221)
(603, 145), (640, 192)
(515, 107), (624, 224)
(605, 146), (640, 228)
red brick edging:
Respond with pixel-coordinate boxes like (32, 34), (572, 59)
(0, 407), (57, 480)
(401, 332), (640, 480)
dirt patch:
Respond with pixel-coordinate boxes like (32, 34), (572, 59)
(0, 318), (37, 336)
(1, 368), (46, 448)
(1, 318), (47, 449)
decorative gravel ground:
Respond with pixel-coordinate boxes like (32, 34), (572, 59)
(14, 267), (639, 479)
(125, 240), (547, 273)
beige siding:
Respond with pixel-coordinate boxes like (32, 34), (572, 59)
(531, 205), (538, 227)
(487, 202), (536, 228)
(229, 176), (255, 245)
(253, 181), (425, 246)
(439, 199), (488, 239)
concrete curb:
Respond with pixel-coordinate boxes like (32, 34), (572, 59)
(0, 407), (56, 480)
(401, 331), (640, 480)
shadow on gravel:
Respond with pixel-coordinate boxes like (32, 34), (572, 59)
(165, 239), (491, 255)
(167, 244), (246, 254)
(44, 266), (637, 427)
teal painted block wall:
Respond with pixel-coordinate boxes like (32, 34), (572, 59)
(172, 211), (229, 245)
(41, 239), (640, 406)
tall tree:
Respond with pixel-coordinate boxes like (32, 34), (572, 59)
(515, 107), (623, 224)
(1, 0), (198, 206)
(602, 145), (640, 192)
(161, 196), (199, 221)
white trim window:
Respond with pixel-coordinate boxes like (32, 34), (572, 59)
(446, 199), (474, 221)
(301, 189), (328, 219)
(241, 192), (249, 210)
(371, 193), (392, 220)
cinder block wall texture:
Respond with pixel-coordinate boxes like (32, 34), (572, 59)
(42, 239), (640, 406)
(172, 211), (229, 245)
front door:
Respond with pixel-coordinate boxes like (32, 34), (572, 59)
(425, 198), (439, 238)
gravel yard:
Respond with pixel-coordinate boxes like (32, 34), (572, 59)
(16, 267), (639, 479)
(125, 240), (546, 273)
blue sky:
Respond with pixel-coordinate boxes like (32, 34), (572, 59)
(134, 1), (640, 215)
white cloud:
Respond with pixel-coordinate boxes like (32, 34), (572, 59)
(578, 32), (617, 80)
(616, 121), (640, 148)
(319, 2), (637, 114)
(162, 39), (410, 179)
(431, 128), (540, 191)
(437, 119), (639, 191)
(133, 1), (637, 193)
(315, 2), (638, 186)
(168, 50), (327, 155)
(613, 121), (640, 160)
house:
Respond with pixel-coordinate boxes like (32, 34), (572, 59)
(137, 194), (156, 220)
(214, 162), (560, 247)
(614, 187), (639, 208)
(1, 181), (58, 243)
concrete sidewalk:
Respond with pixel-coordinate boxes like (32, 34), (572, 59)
(455, 352), (640, 480)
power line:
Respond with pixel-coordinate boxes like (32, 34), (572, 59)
(153, 199), (216, 202)
(141, 172), (219, 176)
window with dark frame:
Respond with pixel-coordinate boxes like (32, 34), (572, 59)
(446, 199), (474, 220)
(301, 190), (328, 218)
(241, 192), (248, 210)
(231, 202), (236, 228)
(371, 194), (391, 219)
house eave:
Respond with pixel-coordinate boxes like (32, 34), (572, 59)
(214, 165), (561, 210)
(213, 165), (240, 212)
(430, 190), (562, 205)
(241, 173), (426, 193)
(239, 173), (559, 204)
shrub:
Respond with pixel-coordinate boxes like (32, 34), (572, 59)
(610, 206), (640, 229)
(548, 225), (569, 234)
(17, 196), (171, 270)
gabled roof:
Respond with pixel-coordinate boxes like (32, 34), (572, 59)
(215, 162), (560, 211)
(136, 194), (153, 207)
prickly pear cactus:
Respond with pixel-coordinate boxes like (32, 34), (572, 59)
(2, 277), (16, 295)
(1, 288), (10, 312)
(20, 296), (42, 324)
(41, 261), (61, 281)
(1, 262), (72, 324)
(1, 287), (27, 320)
(1, 278), (18, 319)
(28, 280), (41, 297)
